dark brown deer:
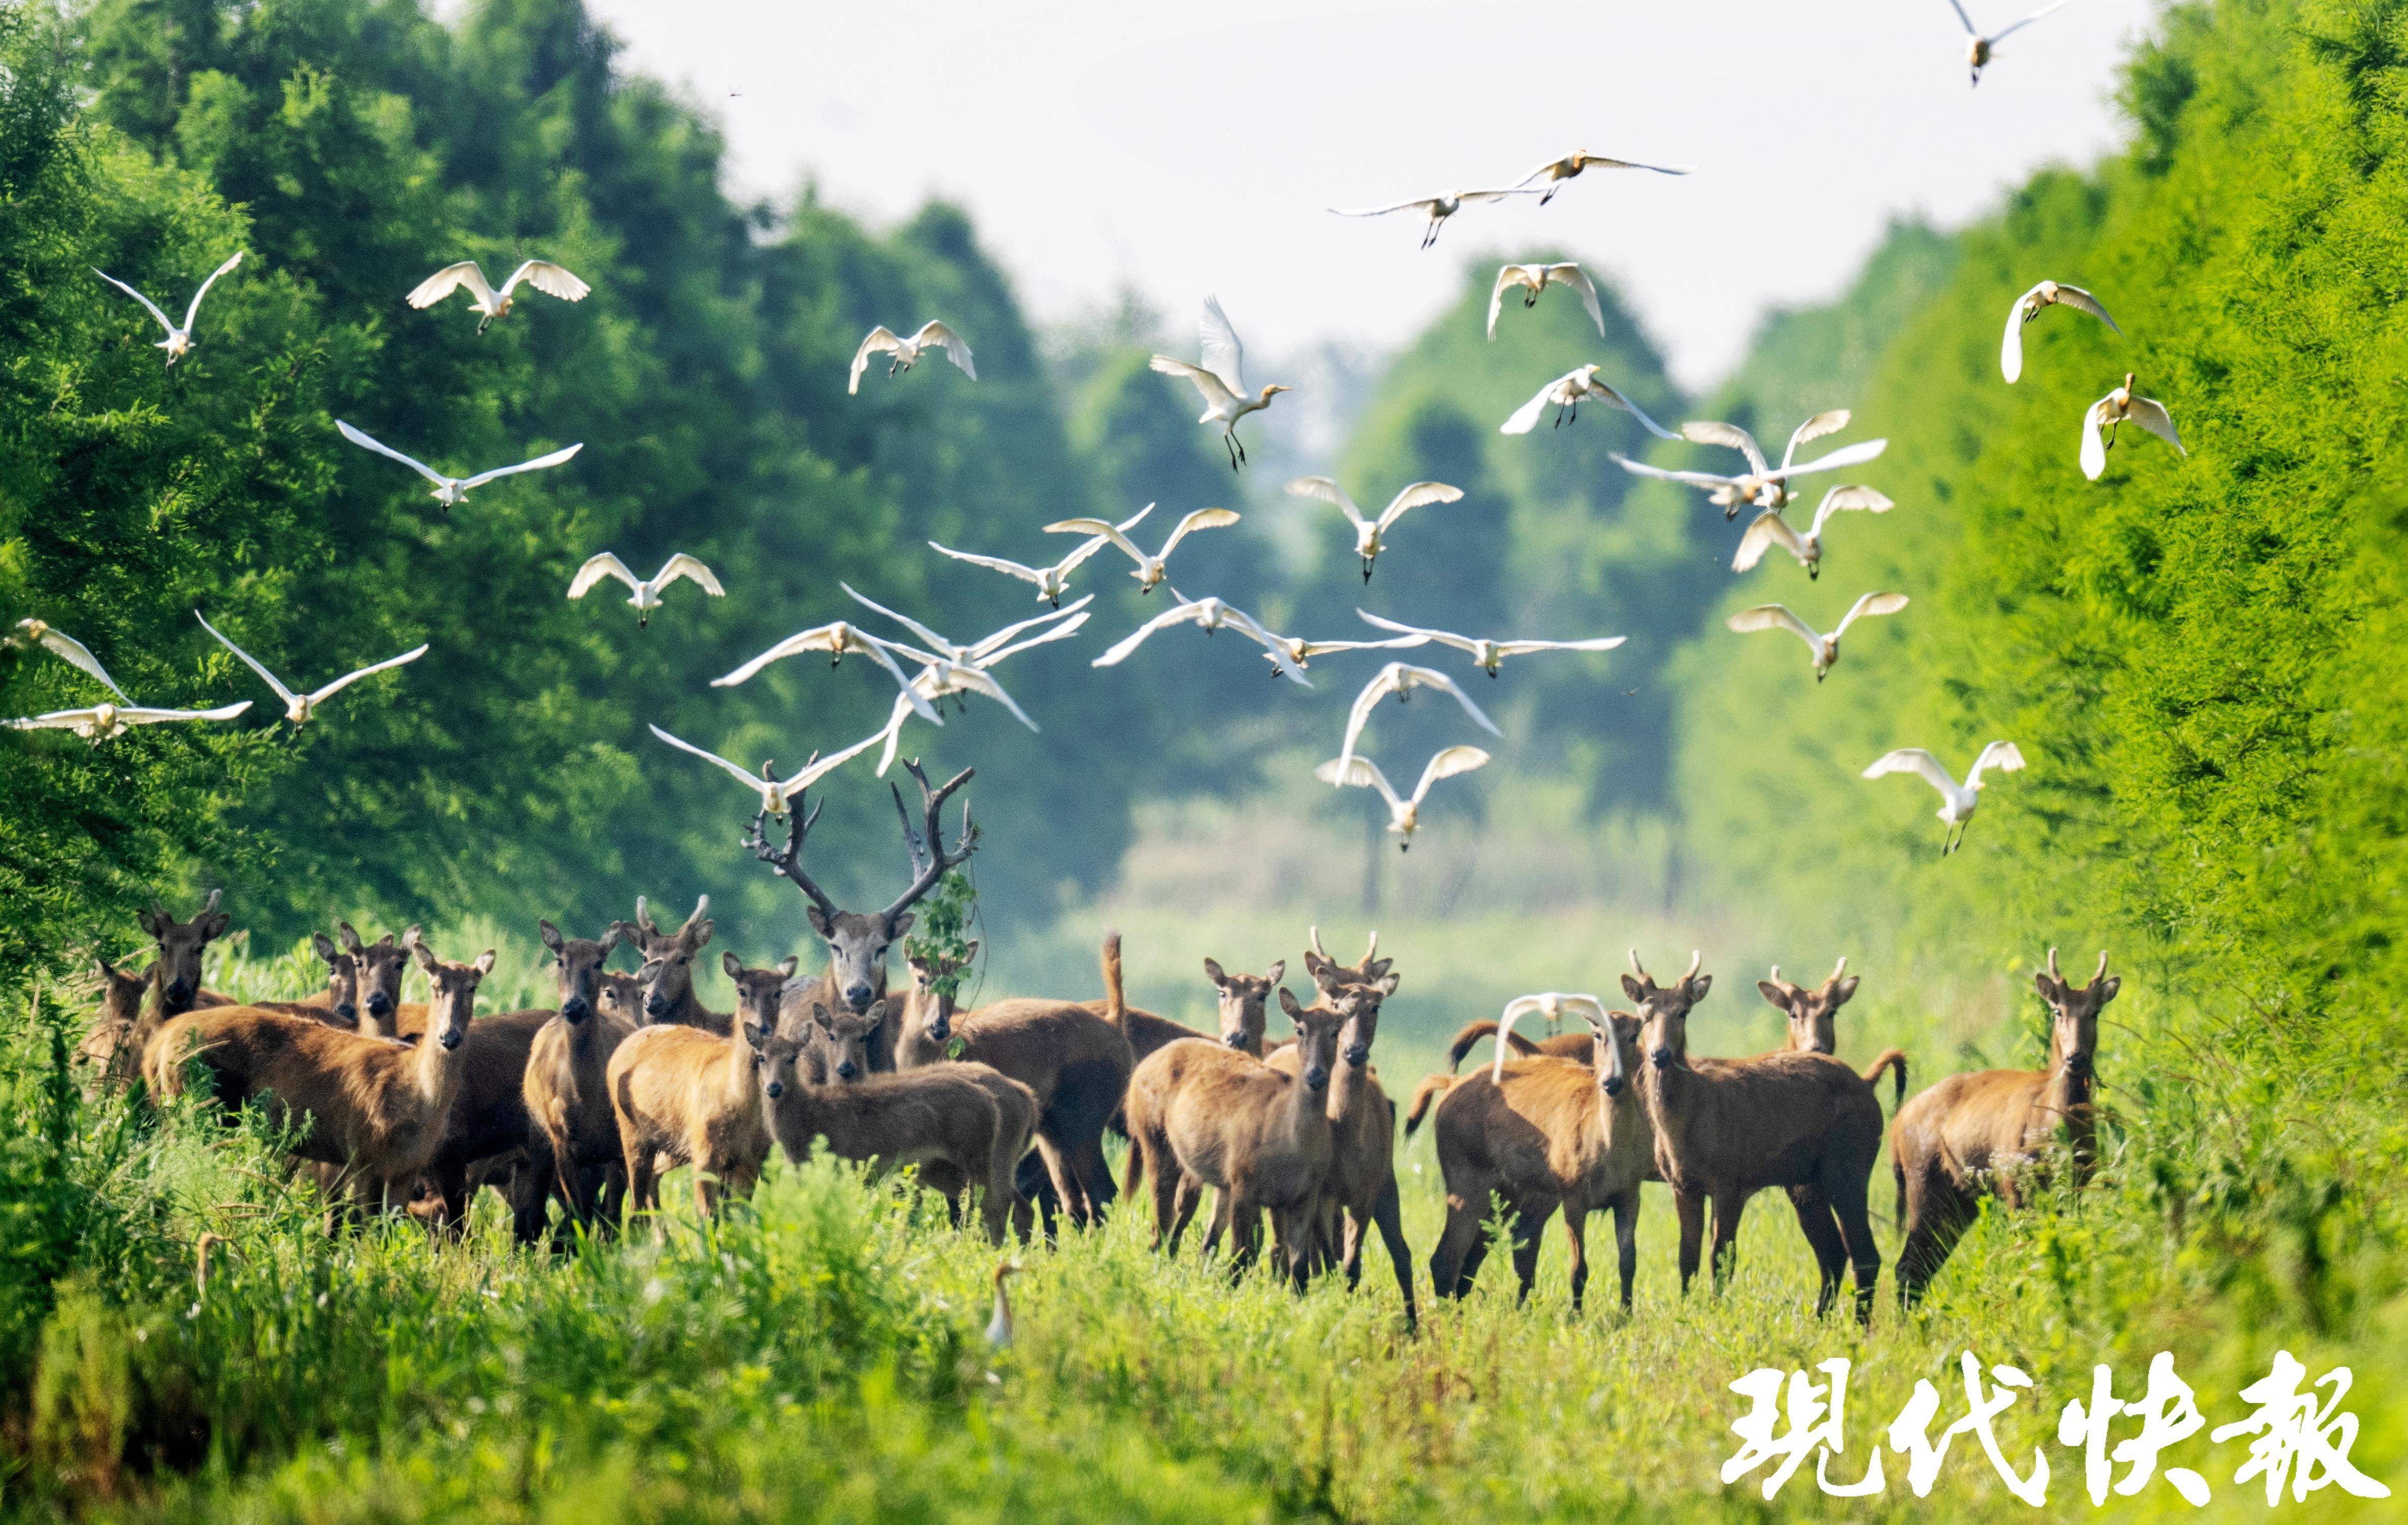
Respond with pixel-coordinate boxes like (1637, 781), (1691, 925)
(78, 955), (156, 1086)
(622, 896), (729, 1034)
(342, 924), (425, 1038)
(608, 954), (788, 1227)
(1756, 958), (1907, 1105)
(1628, 950), (1888, 1324)
(522, 920), (636, 1231)
(1892, 949), (2117, 1306)
(745, 760), (973, 1063)
(1265, 971), (1413, 1323)
(109, 892), (234, 1085)
(1424, 999), (1651, 1312)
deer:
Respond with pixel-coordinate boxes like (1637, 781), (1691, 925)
(1626, 949), (1888, 1324)
(608, 953), (785, 1228)
(521, 919), (636, 1232)
(1422, 997), (1652, 1312)
(147, 933), (493, 1216)
(1892, 948), (2117, 1306)
(759, 1001), (1037, 1245)
(891, 931), (1134, 1229)
(620, 895), (729, 1033)
(341, 923), (425, 1037)
(1200, 957), (1284, 1057)
(744, 758), (975, 1073)
(106, 892), (235, 1086)
(1122, 987), (1347, 1288)
(1264, 967), (1413, 1323)
(84, 933), (355, 1086)
(1756, 957), (1908, 1106)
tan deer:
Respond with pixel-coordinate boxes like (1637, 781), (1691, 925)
(622, 895), (729, 1033)
(760, 1001), (1036, 1244)
(522, 920), (635, 1231)
(341, 924), (425, 1038)
(107, 892), (235, 1086)
(1265, 969), (1413, 1322)
(1892, 949), (2117, 1306)
(1756, 957), (1908, 1105)
(1200, 957), (1284, 1057)
(1627, 950), (1888, 1323)
(608, 953), (786, 1227)
(1424, 998), (1651, 1311)
(745, 759), (975, 1071)
(1122, 988), (1347, 1287)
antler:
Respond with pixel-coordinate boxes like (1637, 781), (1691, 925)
(1361, 929), (1378, 967)
(1827, 955), (1848, 986)
(2093, 949), (2110, 985)
(1765, 964), (1798, 997)
(678, 894), (711, 935)
(1628, 948), (1649, 982)
(2047, 946), (2062, 981)
(879, 758), (976, 925)
(1683, 949), (1702, 984)
(198, 888), (222, 918)
(1308, 925), (1328, 960)
(742, 796), (840, 920)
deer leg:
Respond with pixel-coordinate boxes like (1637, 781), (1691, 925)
(1508, 1200), (1547, 1303)
(1562, 1204), (1590, 1313)
(1165, 1170), (1203, 1253)
(1032, 1134), (1086, 1229)
(1339, 1202), (1367, 1290)
(1071, 1132), (1117, 1222)
(1369, 1180), (1416, 1326)
(1788, 1185), (1849, 1318)
(1708, 1189), (1751, 1295)
(1674, 1189), (1706, 1294)
(692, 1166), (718, 1221)
(1825, 1170), (1882, 1328)
(596, 1162), (627, 1238)
(1612, 1190), (1640, 1313)
(1226, 1190), (1262, 1280)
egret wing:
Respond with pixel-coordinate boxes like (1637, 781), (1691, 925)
(1336, 669), (1400, 778)
(2127, 397), (2187, 455)
(1681, 420), (1768, 474)
(1590, 377), (1680, 440)
(192, 610), (298, 706)
(460, 442), (582, 489)
(1769, 438), (1887, 481)
(1782, 409), (1852, 470)
(850, 326), (901, 395)
(1733, 510), (1806, 572)
(1492, 635), (1625, 655)
(406, 262), (494, 310)
(302, 644), (429, 706)
(18, 620), (130, 702)
(2054, 283), (2123, 336)
(1833, 592), (1910, 637)
(183, 251), (244, 332)
(2079, 396), (2111, 480)
(713, 623), (848, 687)
(1486, 267), (1520, 339)
(4, 709), (103, 731)
(930, 543), (1043, 584)
(504, 260), (591, 302)
(1412, 666), (1502, 737)
(1968, 740), (2029, 785)
(1726, 604), (1823, 655)
(1808, 485), (1894, 537)
(966, 597), (1093, 662)
(912, 321), (976, 380)
(976, 610), (1091, 667)
(1552, 264), (1607, 337)
(568, 552), (638, 600)
(1091, 602), (1207, 668)
(121, 701), (253, 725)
(337, 420), (450, 486)
(1198, 296), (1246, 391)
(1288, 475), (1369, 530)
(1861, 748), (1957, 795)
(1315, 753), (1401, 809)
(655, 553), (724, 596)
(1159, 506), (1240, 558)
(1376, 481), (1463, 532)
(648, 724), (770, 792)
(1945, 0), (1979, 33)
(774, 726), (889, 793)
(1991, 0), (2076, 42)
(1329, 198), (1436, 218)
(840, 581), (963, 660)
(1499, 379), (1562, 435)
(947, 664), (1039, 732)
(1219, 607), (1312, 686)
(91, 269), (177, 334)
(1610, 453), (1735, 489)
(2000, 284), (2039, 382)
(1355, 610), (1468, 650)
(1411, 744), (1491, 802)
(1148, 354), (1237, 414)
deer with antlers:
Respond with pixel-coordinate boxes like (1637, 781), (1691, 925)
(1892, 948), (2118, 1306)
(1755, 958), (1909, 1107)
(621, 895), (728, 1033)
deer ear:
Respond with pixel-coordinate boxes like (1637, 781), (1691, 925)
(1620, 973), (1648, 1002)
(806, 906), (835, 940)
(721, 950), (743, 979)
(1832, 976), (1860, 1006)
(1202, 957), (1227, 986)
(1687, 974), (1712, 1000)
(2033, 971), (2062, 1001)
(136, 907), (163, 938)
(472, 951), (497, 977)
(1277, 987), (1303, 1019)
(1366, 957), (1394, 981)
(691, 920), (714, 949)
(312, 932), (341, 964)
(538, 920), (564, 955)
(1302, 950), (1331, 979)
(887, 912), (915, 941)
(776, 956), (799, 979)
(865, 998), (889, 1024)
(1757, 980), (1790, 1010)
(409, 941), (438, 974)
(203, 909), (232, 940)
(811, 1003), (834, 1032)
(599, 923), (625, 954)
(2096, 976), (2121, 1003)
(1266, 958), (1286, 987)
(743, 1019), (770, 1049)
(1374, 972), (1399, 997)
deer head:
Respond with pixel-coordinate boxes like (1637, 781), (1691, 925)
(1328, 972), (1400, 1069)
(806, 998), (886, 1084)
(595, 970), (645, 1027)
(1305, 926), (1392, 986)
(2035, 948), (2117, 1084)
(744, 758), (975, 1015)
(405, 930), (492, 1052)
(1581, 1008), (1644, 1098)
(306, 932), (361, 1025)
(1756, 957), (1859, 1056)
(339, 923), (414, 1035)
(627, 895), (713, 1022)
(905, 940), (977, 1046)
(1275, 987), (1347, 1095)
(540, 918), (625, 1025)
(723, 952), (800, 1051)
(1203, 956), (1283, 1053)
(137, 890), (229, 1015)
(1623, 949), (1714, 1070)
(91, 954), (151, 1032)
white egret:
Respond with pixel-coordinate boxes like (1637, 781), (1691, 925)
(1731, 486), (1896, 578)
(1254, 632), (1428, 676)
(2079, 373), (2186, 480)
(193, 610), (427, 724)
(1337, 662), (1501, 780)
(986, 1262), (1022, 1349)
(1487, 263), (1606, 339)
(1613, 423), (1887, 518)
(710, 621), (945, 725)
(1500, 365), (1678, 438)
(1040, 506), (1237, 594)
(868, 611), (1091, 775)
(2001, 280), (2121, 382)
(10, 619), (130, 702)
(1862, 741), (2028, 854)
(1490, 992), (1611, 1081)
(1355, 611), (1625, 677)
(1315, 745), (1491, 852)
(1091, 591), (1310, 685)
(1329, 186), (1543, 249)
(335, 421), (581, 510)
(842, 586), (1091, 736)
(5, 699), (251, 741)
(1284, 477), (1463, 582)
(1946, 0), (2078, 86)
(405, 259), (589, 332)
(848, 321), (976, 394)
(1514, 151), (1692, 205)
(567, 552), (724, 627)
(1149, 298), (1289, 469)
(647, 724), (890, 817)
(92, 251), (243, 366)
(929, 504), (1152, 608)
(1726, 593), (1908, 682)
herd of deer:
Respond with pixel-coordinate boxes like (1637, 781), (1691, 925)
(74, 761), (2121, 1323)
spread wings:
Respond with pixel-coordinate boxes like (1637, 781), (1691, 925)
(406, 261), (498, 311)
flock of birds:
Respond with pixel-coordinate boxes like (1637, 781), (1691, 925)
(5, 1), (2185, 863)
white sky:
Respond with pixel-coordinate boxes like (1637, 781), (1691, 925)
(581, 0), (2155, 390)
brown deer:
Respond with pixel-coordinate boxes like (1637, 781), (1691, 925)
(1892, 949), (2117, 1306)
(1122, 988), (1347, 1287)
(1201, 957), (1283, 1057)
(892, 932), (1134, 1228)
(1264, 970), (1413, 1322)
(744, 759), (975, 1071)
(1424, 998), (1651, 1312)
(108, 892), (235, 1085)
(147, 935), (492, 1215)
(341, 924), (425, 1038)
(1756, 958), (1908, 1105)
(596, 969), (645, 1027)
(77, 955), (156, 1086)
(608, 953), (786, 1227)
(621, 896), (729, 1034)
(1627, 950), (1888, 1324)
(522, 920), (635, 1231)
(759, 1002), (1037, 1244)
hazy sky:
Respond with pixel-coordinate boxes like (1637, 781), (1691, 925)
(580, 0), (2154, 390)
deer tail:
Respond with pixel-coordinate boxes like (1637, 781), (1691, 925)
(1099, 929), (1127, 1036)
(1862, 1048), (1908, 1110)
(1404, 1072), (1455, 1137)
(1445, 1019), (1538, 1073)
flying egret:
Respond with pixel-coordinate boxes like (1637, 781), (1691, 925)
(710, 621), (945, 724)
(1731, 487), (1895, 579)
(1336, 662), (1501, 780)
(1726, 592), (1908, 682)
(1284, 476), (1463, 582)
(5, 699), (251, 741)
(1862, 741), (2028, 854)
(1040, 506), (1237, 594)
(848, 321), (976, 394)
(1487, 263), (1606, 339)
(10, 619), (130, 702)
(1514, 150), (1692, 205)
(1149, 298), (1289, 469)
(868, 611), (1090, 775)
(841, 585), (1089, 736)
(1254, 632), (1428, 676)
(92, 251), (243, 366)
(1091, 591), (1310, 685)
(1945, 0), (2078, 86)
(335, 421), (581, 510)
(1499, 365), (1678, 438)
(567, 552), (725, 627)
(193, 611), (427, 724)
(929, 504), (1153, 608)
(1613, 426), (1887, 518)
(646, 724), (889, 816)
(1355, 611), (1625, 677)
(2001, 280), (2121, 383)
(2079, 373), (2186, 480)
(1329, 186), (1544, 249)
(841, 586), (1091, 669)
(1316, 745), (1491, 851)
(405, 259), (589, 332)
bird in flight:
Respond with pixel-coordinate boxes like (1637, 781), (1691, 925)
(1862, 740), (2028, 854)
(2001, 279), (2121, 382)
(1946, 0), (2078, 87)
(1317, 745), (1491, 852)
(406, 259), (589, 333)
(1731, 486), (1895, 579)
(647, 724), (890, 817)
(1355, 612), (1625, 678)
(1726, 592), (1909, 682)
(1500, 365), (1678, 438)
(2079, 373), (2186, 480)
(1336, 662), (1502, 780)
(1150, 298), (1288, 469)
(930, 505), (1153, 608)
(1042, 506), (1238, 594)
(92, 251), (243, 366)
(711, 620), (943, 724)
(6, 699), (252, 741)
(336, 421), (582, 510)
(1091, 591), (1311, 686)
(193, 611), (428, 724)
(867, 608), (1091, 775)
(1488, 263), (1606, 340)
(842, 585), (1093, 736)
(1514, 150), (1692, 205)
(1329, 185), (1544, 249)
(848, 321), (976, 395)
(1615, 410), (1887, 517)
(11, 619), (130, 702)
(1285, 477), (1463, 583)
(567, 552), (724, 627)
(1253, 631), (1428, 676)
